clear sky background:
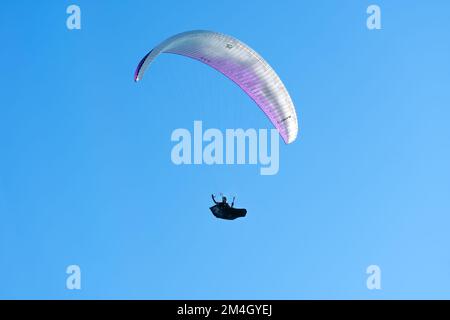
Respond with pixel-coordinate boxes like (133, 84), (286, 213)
(1, 0), (450, 299)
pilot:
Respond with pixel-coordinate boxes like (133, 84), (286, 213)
(211, 194), (234, 208)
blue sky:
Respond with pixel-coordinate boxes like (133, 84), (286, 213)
(1, 0), (450, 299)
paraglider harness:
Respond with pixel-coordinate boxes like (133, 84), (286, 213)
(210, 194), (247, 220)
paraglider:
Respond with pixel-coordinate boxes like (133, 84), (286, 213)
(134, 30), (299, 144)
(135, 30), (299, 220)
(210, 194), (247, 220)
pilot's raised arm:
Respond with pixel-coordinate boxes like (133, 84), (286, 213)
(211, 194), (219, 204)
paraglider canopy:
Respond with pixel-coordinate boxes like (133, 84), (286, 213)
(135, 30), (299, 144)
